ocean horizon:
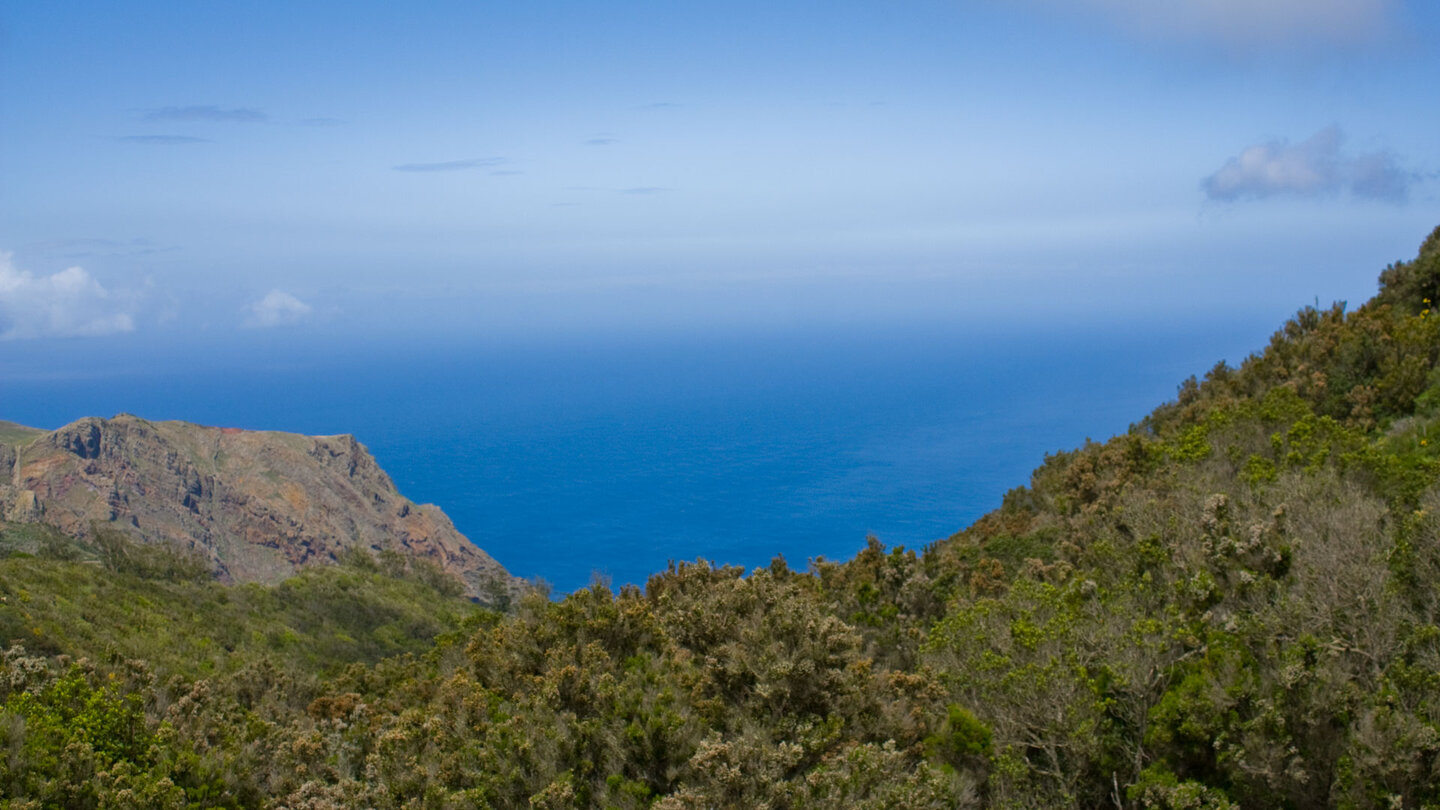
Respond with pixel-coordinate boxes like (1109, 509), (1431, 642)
(2, 317), (1278, 593)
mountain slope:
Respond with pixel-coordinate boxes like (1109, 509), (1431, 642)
(0, 414), (516, 605)
(3, 228), (1440, 808)
(887, 225), (1440, 806)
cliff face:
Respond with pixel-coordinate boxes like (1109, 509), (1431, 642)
(0, 414), (516, 605)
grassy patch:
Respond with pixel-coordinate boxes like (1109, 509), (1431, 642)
(0, 420), (44, 446)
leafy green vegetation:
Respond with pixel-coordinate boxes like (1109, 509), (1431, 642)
(0, 526), (485, 679)
(3, 225), (1440, 807)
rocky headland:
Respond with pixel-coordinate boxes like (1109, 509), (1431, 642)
(0, 414), (517, 605)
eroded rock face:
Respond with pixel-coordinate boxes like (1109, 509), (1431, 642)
(4, 490), (40, 523)
(0, 414), (518, 605)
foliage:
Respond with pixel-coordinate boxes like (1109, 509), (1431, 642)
(5, 225), (1440, 807)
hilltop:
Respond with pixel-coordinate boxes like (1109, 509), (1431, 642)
(0, 414), (517, 605)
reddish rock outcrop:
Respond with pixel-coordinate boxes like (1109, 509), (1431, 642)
(0, 415), (517, 605)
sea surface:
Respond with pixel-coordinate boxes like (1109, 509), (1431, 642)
(0, 320), (1273, 593)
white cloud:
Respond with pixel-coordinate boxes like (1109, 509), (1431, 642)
(1039, 0), (1396, 49)
(0, 252), (136, 340)
(244, 289), (313, 328)
(1203, 126), (1411, 203)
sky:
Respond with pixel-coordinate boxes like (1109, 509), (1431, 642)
(2, 0), (1440, 350)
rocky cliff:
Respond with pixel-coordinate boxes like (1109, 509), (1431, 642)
(0, 415), (517, 605)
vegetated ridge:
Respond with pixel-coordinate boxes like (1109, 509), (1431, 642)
(2, 225), (1440, 808)
(0, 414), (517, 605)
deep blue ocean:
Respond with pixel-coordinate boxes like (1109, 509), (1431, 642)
(0, 320), (1273, 593)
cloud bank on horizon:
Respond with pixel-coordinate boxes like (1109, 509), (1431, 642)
(0, 253), (135, 340)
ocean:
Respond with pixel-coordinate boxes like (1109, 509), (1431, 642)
(0, 319), (1272, 593)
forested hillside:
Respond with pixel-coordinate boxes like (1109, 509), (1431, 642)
(4, 226), (1440, 809)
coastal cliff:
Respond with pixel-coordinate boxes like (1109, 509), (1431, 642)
(0, 414), (516, 605)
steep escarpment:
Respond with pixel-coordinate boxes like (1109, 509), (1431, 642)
(0, 414), (516, 604)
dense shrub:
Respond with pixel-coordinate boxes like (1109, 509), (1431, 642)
(4, 226), (1440, 807)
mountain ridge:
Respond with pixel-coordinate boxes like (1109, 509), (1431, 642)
(0, 413), (518, 606)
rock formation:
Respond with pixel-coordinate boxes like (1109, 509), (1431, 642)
(0, 415), (517, 605)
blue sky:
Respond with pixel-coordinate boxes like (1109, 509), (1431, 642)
(2, 0), (1439, 347)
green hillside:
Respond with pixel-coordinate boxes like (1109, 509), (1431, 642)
(3, 226), (1440, 808)
(0, 421), (42, 447)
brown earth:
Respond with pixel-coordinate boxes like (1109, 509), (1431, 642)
(0, 415), (518, 605)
